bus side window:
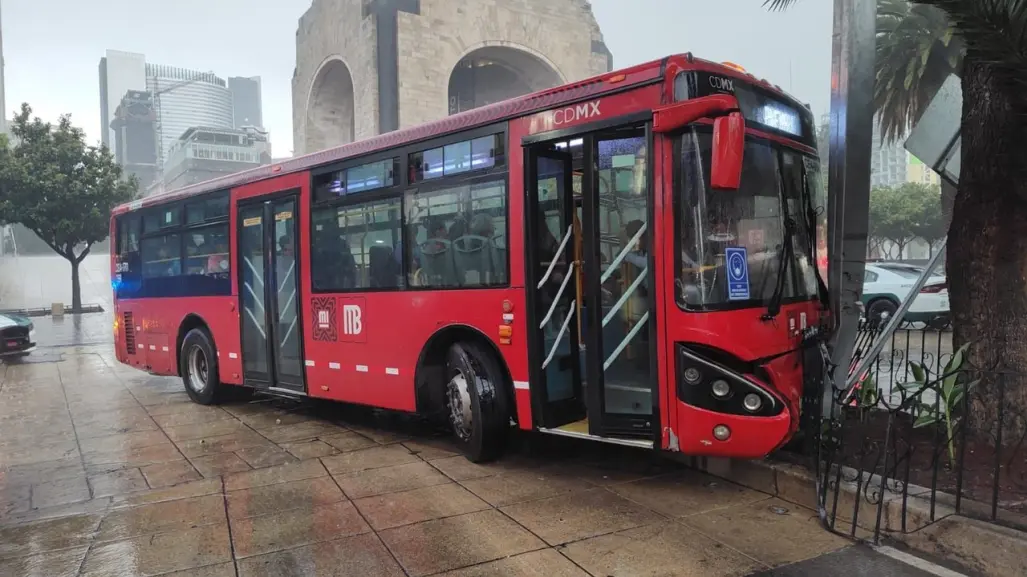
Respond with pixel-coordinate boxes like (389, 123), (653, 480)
(403, 175), (508, 289)
(311, 197), (403, 291)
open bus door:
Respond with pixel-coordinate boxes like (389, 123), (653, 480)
(524, 124), (659, 444)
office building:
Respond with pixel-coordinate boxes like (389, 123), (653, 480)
(145, 64), (234, 165)
(153, 126), (271, 195)
(870, 115), (909, 188)
(99, 50), (147, 148)
(110, 90), (158, 194)
(228, 76), (263, 129)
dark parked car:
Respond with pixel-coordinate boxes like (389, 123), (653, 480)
(0, 313), (35, 356)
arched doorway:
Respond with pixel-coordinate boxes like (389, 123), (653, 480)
(448, 47), (564, 115)
(305, 59), (356, 153)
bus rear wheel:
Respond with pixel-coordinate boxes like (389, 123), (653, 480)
(445, 342), (509, 463)
(181, 328), (223, 406)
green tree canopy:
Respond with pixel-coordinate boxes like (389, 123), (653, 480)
(0, 104), (137, 310)
(868, 182), (943, 258)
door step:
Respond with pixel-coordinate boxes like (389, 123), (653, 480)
(539, 419), (654, 449)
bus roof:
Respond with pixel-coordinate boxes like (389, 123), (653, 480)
(113, 54), (807, 215)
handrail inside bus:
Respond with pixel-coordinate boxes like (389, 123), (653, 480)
(603, 267), (648, 328)
(542, 300), (577, 371)
(537, 225), (574, 290)
(602, 222), (647, 284)
(539, 262), (577, 330)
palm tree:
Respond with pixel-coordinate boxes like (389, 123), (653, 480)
(767, 0), (1027, 440)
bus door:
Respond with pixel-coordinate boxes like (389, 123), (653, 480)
(524, 146), (586, 429)
(525, 124), (657, 441)
(237, 192), (306, 394)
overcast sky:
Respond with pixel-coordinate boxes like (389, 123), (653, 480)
(4, 0), (832, 155)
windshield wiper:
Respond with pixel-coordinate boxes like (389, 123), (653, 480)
(761, 215), (796, 321)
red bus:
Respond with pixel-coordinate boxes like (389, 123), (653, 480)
(111, 54), (828, 462)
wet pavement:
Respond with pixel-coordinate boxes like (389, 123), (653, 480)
(0, 255), (948, 576)
(0, 339), (856, 576)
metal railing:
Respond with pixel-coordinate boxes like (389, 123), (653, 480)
(809, 319), (1027, 543)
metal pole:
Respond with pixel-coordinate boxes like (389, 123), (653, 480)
(844, 240), (947, 390)
(825, 0), (876, 407)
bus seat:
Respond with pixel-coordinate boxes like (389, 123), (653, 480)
(368, 245), (399, 288)
(490, 234), (507, 284)
(419, 239), (456, 286)
(453, 235), (492, 286)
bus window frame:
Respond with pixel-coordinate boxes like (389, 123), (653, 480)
(309, 188), (407, 294)
(308, 122), (511, 295)
(402, 167), (511, 291)
(116, 189), (232, 299)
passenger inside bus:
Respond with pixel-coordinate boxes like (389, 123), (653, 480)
(205, 240), (229, 275)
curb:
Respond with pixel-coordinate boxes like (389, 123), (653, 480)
(699, 457), (1027, 577)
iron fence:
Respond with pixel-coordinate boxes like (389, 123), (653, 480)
(811, 319), (1027, 543)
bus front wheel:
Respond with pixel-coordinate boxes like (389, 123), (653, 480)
(180, 328), (223, 406)
(445, 342), (509, 463)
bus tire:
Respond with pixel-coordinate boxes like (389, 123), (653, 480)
(445, 341), (509, 463)
(180, 328), (223, 406)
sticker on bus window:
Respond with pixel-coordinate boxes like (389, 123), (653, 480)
(726, 247), (750, 301)
(275, 211), (293, 221)
(243, 217), (262, 227)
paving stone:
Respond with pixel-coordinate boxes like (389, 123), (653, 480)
(88, 467), (149, 498)
(96, 493), (226, 542)
(560, 521), (764, 577)
(280, 439), (338, 459)
(235, 444), (298, 469)
(379, 509), (546, 577)
(140, 460), (202, 488)
(81, 522), (232, 576)
(30, 475), (91, 509)
(190, 452), (252, 478)
(236, 533), (405, 577)
(501, 487), (665, 545)
(0, 545), (89, 577)
(230, 500), (370, 559)
(226, 476), (345, 520)
(680, 498), (850, 567)
(354, 482), (491, 531)
(334, 461), (451, 499)
(609, 470), (770, 518)
(321, 445), (419, 476)
(437, 549), (590, 577)
(223, 458), (327, 492)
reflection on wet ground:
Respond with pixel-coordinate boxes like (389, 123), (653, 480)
(0, 337), (852, 576)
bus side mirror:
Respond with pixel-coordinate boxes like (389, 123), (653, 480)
(711, 112), (744, 190)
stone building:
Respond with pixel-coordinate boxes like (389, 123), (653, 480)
(292, 0), (612, 155)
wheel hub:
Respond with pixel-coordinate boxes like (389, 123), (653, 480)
(447, 372), (473, 440)
(188, 346), (208, 392)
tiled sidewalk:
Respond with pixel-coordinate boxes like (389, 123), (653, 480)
(0, 345), (850, 576)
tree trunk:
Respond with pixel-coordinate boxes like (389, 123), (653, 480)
(946, 57), (1027, 444)
(70, 257), (82, 313)
(941, 180), (957, 228)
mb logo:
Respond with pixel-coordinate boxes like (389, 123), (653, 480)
(342, 305), (362, 335)
(317, 309), (330, 329)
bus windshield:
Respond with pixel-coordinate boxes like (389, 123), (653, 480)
(676, 128), (820, 311)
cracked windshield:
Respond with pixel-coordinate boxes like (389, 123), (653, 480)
(1, 1), (1017, 576)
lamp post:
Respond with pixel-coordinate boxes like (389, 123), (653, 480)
(825, 0), (876, 408)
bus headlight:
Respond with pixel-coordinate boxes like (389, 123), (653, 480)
(713, 425), (731, 441)
(743, 393), (763, 413)
(683, 367), (702, 385)
(676, 344), (782, 418)
(711, 380), (732, 399)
